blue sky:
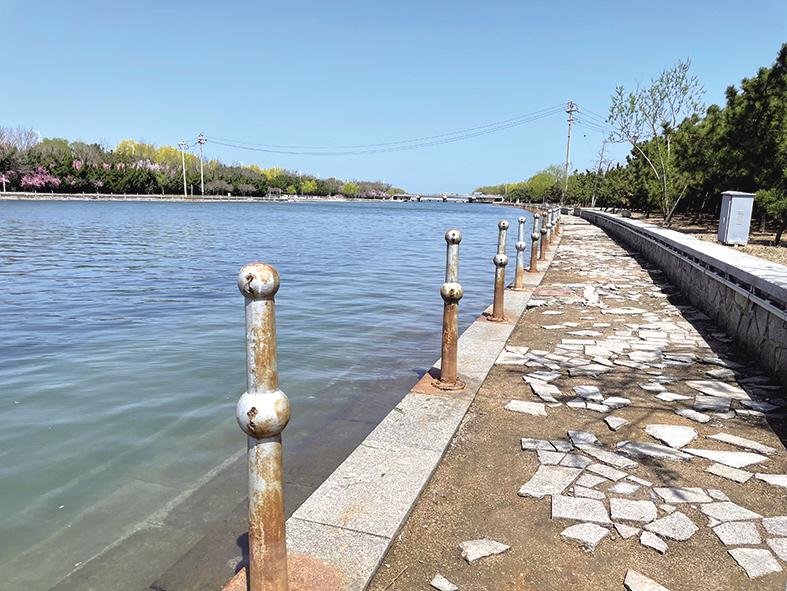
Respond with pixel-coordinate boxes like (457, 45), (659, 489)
(3, 0), (786, 193)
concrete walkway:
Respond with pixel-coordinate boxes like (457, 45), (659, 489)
(368, 215), (787, 591)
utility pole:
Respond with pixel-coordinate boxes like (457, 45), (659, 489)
(591, 138), (607, 208)
(197, 133), (206, 195)
(1, 174), (6, 193)
(563, 100), (577, 205)
(178, 141), (188, 199)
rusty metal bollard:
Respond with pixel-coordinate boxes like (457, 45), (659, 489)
(529, 223), (540, 273)
(512, 216), (527, 290)
(489, 220), (509, 321)
(433, 229), (465, 390)
(547, 218), (554, 248)
(237, 263), (291, 591)
(539, 213), (547, 260)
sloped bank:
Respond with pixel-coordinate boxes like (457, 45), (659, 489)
(578, 209), (787, 387)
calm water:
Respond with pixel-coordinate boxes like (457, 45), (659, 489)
(0, 200), (534, 588)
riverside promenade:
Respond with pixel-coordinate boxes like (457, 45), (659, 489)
(368, 215), (787, 591)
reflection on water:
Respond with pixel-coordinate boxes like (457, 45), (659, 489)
(0, 199), (534, 588)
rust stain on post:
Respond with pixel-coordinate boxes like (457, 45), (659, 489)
(237, 262), (291, 591)
(513, 216), (526, 290)
(434, 229), (465, 391)
(538, 213), (547, 260)
(489, 220), (508, 322)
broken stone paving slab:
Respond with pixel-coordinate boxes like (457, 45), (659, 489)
(552, 495), (612, 525)
(560, 522), (610, 551)
(617, 441), (691, 461)
(700, 501), (762, 522)
(576, 474), (606, 488)
(504, 400), (547, 416)
(755, 473), (787, 488)
(708, 433), (779, 455)
(654, 487), (713, 504)
(656, 392), (691, 402)
(576, 444), (638, 469)
(675, 408), (710, 423)
(686, 380), (749, 400)
(705, 463), (752, 483)
(458, 538), (510, 564)
(604, 397), (631, 409)
(694, 394), (732, 413)
(624, 570), (672, 591)
(644, 424), (698, 449)
(706, 368), (735, 380)
(683, 448), (768, 469)
(495, 350), (529, 365)
(644, 511), (698, 541)
(566, 398), (587, 409)
(573, 385), (603, 401)
(610, 498), (657, 523)
(529, 380), (561, 403)
(523, 371), (561, 384)
(573, 485), (606, 500)
(764, 517), (787, 536)
(601, 307), (647, 315)
(712, 521), (761, 545)
(537, 449), (566, 465)
(766, 538), (787, 562)
(517, 465), (582, 499)
(560, 453), (592, 469)
(587, 463), (628, 481)
(728, 548), (782, 579)
(520, 438), (556, 451)
(609, 481), (640, 495)
(586, 402), (612, 413)
(639, 531), (668, 554)
(430, 574), (458, 591)
(567, 430), (600, 446)
(615, 524), (641, 539)
(740, 399), (784, 413)
(569, 364), (613, 377)
(639, 382), (667, 392)
(605, 416), (628, 431)
(551, 440), (574, 452)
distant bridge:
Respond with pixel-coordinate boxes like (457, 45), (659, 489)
(391, 193), (504, 204)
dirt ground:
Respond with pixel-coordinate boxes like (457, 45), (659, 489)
(630, 212), (787, 266)
(367, 218), (787, 591)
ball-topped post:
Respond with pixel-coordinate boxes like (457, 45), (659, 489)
(489, 220), (509, 322)
(539, 213), (547, 261)
(529, 223), (540, 274)
(433, 229), (465, 391)
(513, 216), (527, 290)
(237, 262), (290, 591)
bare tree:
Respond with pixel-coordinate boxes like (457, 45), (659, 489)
(607, 60), (705, 224)
(0, 125), (41, 150)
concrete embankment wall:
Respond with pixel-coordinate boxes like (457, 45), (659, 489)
(579, 209), (787, 387)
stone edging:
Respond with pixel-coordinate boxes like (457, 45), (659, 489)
(222, 221), (563, 591)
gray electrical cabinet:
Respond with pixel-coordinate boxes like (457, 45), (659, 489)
(717, 191), (755, 246)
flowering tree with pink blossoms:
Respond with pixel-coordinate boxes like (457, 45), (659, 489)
(20, 166), (61, 190)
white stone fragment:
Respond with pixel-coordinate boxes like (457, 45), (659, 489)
(560, 522), (609, 551)
(517, 465), (582, 499)
(639, 531), (667, 554)
(708, 433), (779, 456)
(694, 395), (732, 413)
(430, 574), (458, 591)
(756, 473), (787, 488)
(459, 538), (510, 564)
(560, 453), (592, 469)
(627, 475), (653, 487)
(523, 371), (561, 384)
(706, 368), (735, 379)
(653, 487), (713, 504)
(686, 380), (749, 400)
(610, 498), (657, 523)
(605, 416), (628, 431)
(520, 438), (555, 451)
(586, 463), (627, 481)
(639, 382), (666, 392)
(551, 495), (611, 525)
(766, 538), (787, 562)
(660, 504), (676, 514)
(682, 448), (768, 469)
(615, 523), (641, 539)
(586, 402), (612, 413)
(504, 400), (547, 416)
(575, 474), (606, 489)
(728, 548), (782, 579)
(567, 430), (600, 446)
(644, 424), (698, 449)
(573, 385), (603, 401)
(705, 463), (752, 483)
(566, 399), (586, 409)
(573, 485), (606, 500)
(712, 521), (761, 545)
(700, 501), (762, 522)
(616, 441), (691, 461)
(577, 444), (638, 469)
(644, 511), (698, 541)
(537, 449), (566, 465)
(529, 380), (561, 403)
(623, 570), (672, 591)
(604, 396), (631, 409)
(707, 489), (729, 501)
(609, 481), (640, 495)
(674, 408), (711, 423)
(764, 517), (787, 536)
(551, 440), (574, 452)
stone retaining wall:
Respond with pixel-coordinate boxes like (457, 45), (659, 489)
(579, 209), (787, 388)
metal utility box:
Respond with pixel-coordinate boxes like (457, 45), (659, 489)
(718, 191), (755, 246)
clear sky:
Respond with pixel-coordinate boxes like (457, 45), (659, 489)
(3, 0), (786, 193)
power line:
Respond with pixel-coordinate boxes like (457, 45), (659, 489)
(203, 105), (566, 156)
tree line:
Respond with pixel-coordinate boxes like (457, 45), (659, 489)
(478, 44), (787, 245)
(0, 134), (404, 199)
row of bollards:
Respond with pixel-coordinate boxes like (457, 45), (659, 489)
(232, 206), (561, 590)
